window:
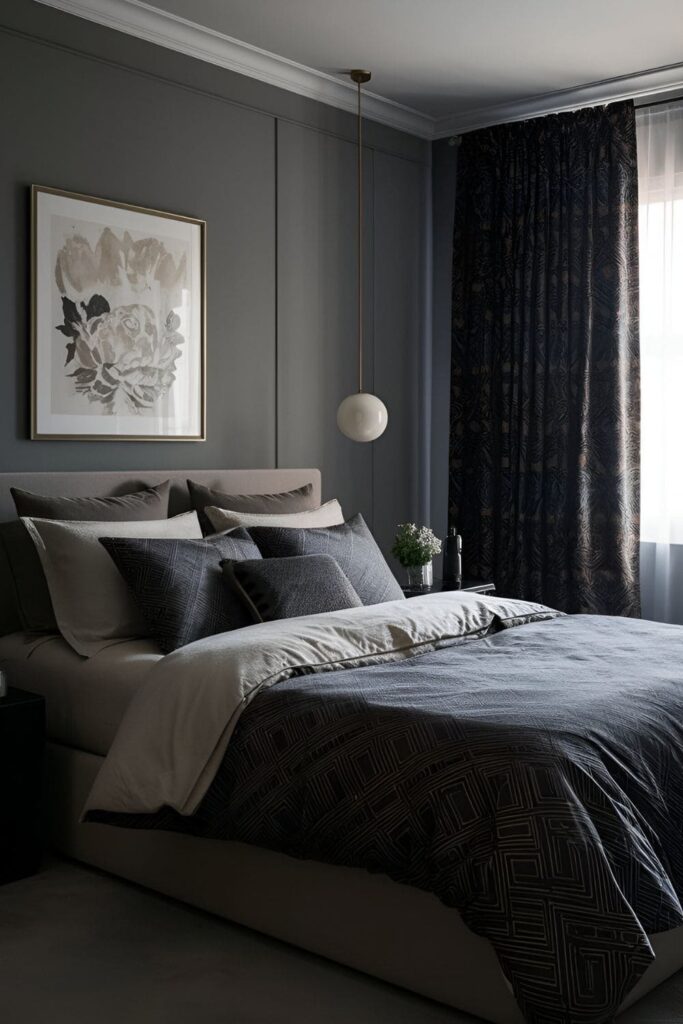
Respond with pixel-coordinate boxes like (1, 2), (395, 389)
(637, 101), (683, 621)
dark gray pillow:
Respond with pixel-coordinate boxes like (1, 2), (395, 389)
(223, 554), (362, 623)
(3, 481), (172, 635)
(100, 530), (261, 654)
(187, 480), (316, 536)
(248, 514), (404, 607)
(11, 480), (170, 521)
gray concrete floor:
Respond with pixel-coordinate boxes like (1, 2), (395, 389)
(0, 857), (681, 1024)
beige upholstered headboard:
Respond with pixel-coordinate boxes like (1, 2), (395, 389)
(0, 468), (321, 635)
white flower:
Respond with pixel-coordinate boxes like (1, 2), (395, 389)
(391, 522), (442, 567)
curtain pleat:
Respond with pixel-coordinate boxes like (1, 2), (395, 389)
(449, 101), (640, 615)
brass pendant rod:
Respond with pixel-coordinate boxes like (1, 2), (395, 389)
(356, 74), (366, 391)
(356, 74), (363, 393)
(350, 70), (371, 393)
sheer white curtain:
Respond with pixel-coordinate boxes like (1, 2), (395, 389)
(637, 101), (683, 623)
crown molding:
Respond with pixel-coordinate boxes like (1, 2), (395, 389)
(433, 61), (683, 137)
(32, 0), (436, 139)
(31, 0), (683, 141)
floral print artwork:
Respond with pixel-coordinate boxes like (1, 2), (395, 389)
(54, 227), (187, 416)
(33, 187), (204, 439)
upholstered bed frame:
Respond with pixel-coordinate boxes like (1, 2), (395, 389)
(1, 469), (681, 1023)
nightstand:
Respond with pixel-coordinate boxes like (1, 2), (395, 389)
(401, 579), (496, 598)
(0, 687), (45, 884)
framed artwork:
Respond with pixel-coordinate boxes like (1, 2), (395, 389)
(31, 185), (206, 441)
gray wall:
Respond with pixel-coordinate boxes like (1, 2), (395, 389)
(429, 137), (458, 572)
(0, 2), (430, 555)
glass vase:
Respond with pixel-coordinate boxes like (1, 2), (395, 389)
(406, 562), (433, 590)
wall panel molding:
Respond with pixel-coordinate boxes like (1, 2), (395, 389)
(7, 4), (427, 164)
(34, 0), (435, 139)
(0, 5), (429, 557)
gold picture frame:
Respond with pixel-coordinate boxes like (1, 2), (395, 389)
(31, 185), (206, 441)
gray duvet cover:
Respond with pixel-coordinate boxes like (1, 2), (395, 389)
(88, 611), (683, 1024)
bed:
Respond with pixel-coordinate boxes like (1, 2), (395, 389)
(0, 468), (682, 1024)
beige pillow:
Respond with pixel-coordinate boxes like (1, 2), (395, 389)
(22, 512), (202, 657)
(205, 500), (344, 534)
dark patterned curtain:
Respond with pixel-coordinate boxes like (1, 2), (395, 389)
(449, 100), (640, 615)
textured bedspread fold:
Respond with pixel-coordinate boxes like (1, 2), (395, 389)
(84, 591), (554, 817)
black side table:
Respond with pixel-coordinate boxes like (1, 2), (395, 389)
(402, 578), (496, 598)
(0, 687), (45, 884)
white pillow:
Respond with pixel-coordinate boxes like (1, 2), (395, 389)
(205, 499), (344, 534)
(23, 512), (202, 657)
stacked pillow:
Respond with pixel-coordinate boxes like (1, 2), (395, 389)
(247, 514), (405, 606)
(187, 480), (318, 535)
(23, 511), (202, 657)
(223, 554), (363, 623)
(204, 499), (344, 534)
(1, 481), (172, 634)
(11, 481), (171, 521)
(102, 530), (260, 654)
(9, 478), (404, 657)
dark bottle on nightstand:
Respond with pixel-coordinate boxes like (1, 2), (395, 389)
(443, 527), (462, 587)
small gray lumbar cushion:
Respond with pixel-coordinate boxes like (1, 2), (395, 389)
(187, 480), (317, 535)
(248, 513), (405, 607)
(101, 530), (261, 654)
(205, 499), (344, 534)
(223, 553), (362, 623)
(22, 511), (202, 657)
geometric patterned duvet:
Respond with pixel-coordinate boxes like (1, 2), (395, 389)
(90, 613), (683, 1024)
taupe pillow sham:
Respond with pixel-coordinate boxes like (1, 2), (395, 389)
(3, 481), (171, 634)
(11, 481), (171, 521)
(187, 480), (316, 535)
(0, 519), (57, 634)
(205, 500), (344, 535)
(22, 511), (202, 657)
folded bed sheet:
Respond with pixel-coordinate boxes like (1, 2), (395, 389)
(0, 632), (161, 755)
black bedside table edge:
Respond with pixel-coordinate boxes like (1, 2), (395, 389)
(401, 580), (496, 598)
(0, 686), (45, 885)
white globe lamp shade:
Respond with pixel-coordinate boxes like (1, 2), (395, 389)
(337, 392), (388, 442)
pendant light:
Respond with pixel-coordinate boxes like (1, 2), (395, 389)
(337, 70), (388, 443)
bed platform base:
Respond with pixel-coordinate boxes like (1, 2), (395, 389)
(45, 742), (683, 1024)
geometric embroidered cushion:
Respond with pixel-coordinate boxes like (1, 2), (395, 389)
(248, 513), (404, 607)
(222, 553), (362, 623)
(100, 529), (261, 654)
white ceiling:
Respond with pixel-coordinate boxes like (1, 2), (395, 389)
(150, 0), (683, 117)
(37, 0), (683, 137)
